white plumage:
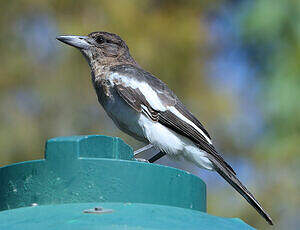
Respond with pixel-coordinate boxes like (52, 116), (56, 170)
(168, 106), (212, 144)
(138, 113), (214, 170)
(110, 73), (166, 111)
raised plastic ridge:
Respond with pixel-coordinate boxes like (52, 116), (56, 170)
(0, 135), (206, 212)
(0, 135), (254, 229)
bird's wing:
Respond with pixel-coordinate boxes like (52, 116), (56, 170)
(158, 103), (235, 174)
(110, 64), (273, 225)
(109, 64), (235, 174)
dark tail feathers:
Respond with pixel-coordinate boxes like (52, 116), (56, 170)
(211, 158), (274, 225)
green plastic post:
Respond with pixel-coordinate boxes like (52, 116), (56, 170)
(0, 135), (254, 229)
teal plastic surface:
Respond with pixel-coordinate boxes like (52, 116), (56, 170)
(0, 135), (206, 212)
(0, 135), (254, 229)
(0, 202), (254, 230)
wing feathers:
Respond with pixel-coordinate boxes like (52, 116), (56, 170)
(111, 66), (273, 225)
(158, 109), (236, 175)
(116, 84), (160, 121)
(175, 103), (211, 140)
(116, 84), (143, 112)
(115, 80), (236, 175)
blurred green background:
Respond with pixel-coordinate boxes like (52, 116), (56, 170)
(0, 0), (299, 229)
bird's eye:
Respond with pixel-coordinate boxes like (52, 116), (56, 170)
(95, 36), (105, 44)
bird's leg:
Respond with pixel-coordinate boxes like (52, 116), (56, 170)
(148, 151), (166, 163)
(134, 144), (154, 162)
(134, 144), (166, 163)
(134, 144), (154, 158)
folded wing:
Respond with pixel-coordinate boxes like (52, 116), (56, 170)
(110, 65), (273, 225)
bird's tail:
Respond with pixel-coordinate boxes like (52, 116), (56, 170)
(210, 158), (274, 225)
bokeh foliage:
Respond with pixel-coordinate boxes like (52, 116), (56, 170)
(0, 0), (299, 229)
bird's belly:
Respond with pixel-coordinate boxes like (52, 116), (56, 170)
(138, 114), (213, 170)
(100, 90), (146, 142)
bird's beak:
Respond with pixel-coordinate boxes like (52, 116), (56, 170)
(56, 35), (91, 49)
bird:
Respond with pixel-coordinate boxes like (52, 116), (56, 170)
(56, 31), (273, 225)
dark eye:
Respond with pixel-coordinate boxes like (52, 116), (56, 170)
(95, 36), (105, 44)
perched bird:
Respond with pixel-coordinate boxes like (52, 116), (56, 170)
(57, 31), (273, 225)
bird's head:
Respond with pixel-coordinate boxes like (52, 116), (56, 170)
(57, 31), (135, 66)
